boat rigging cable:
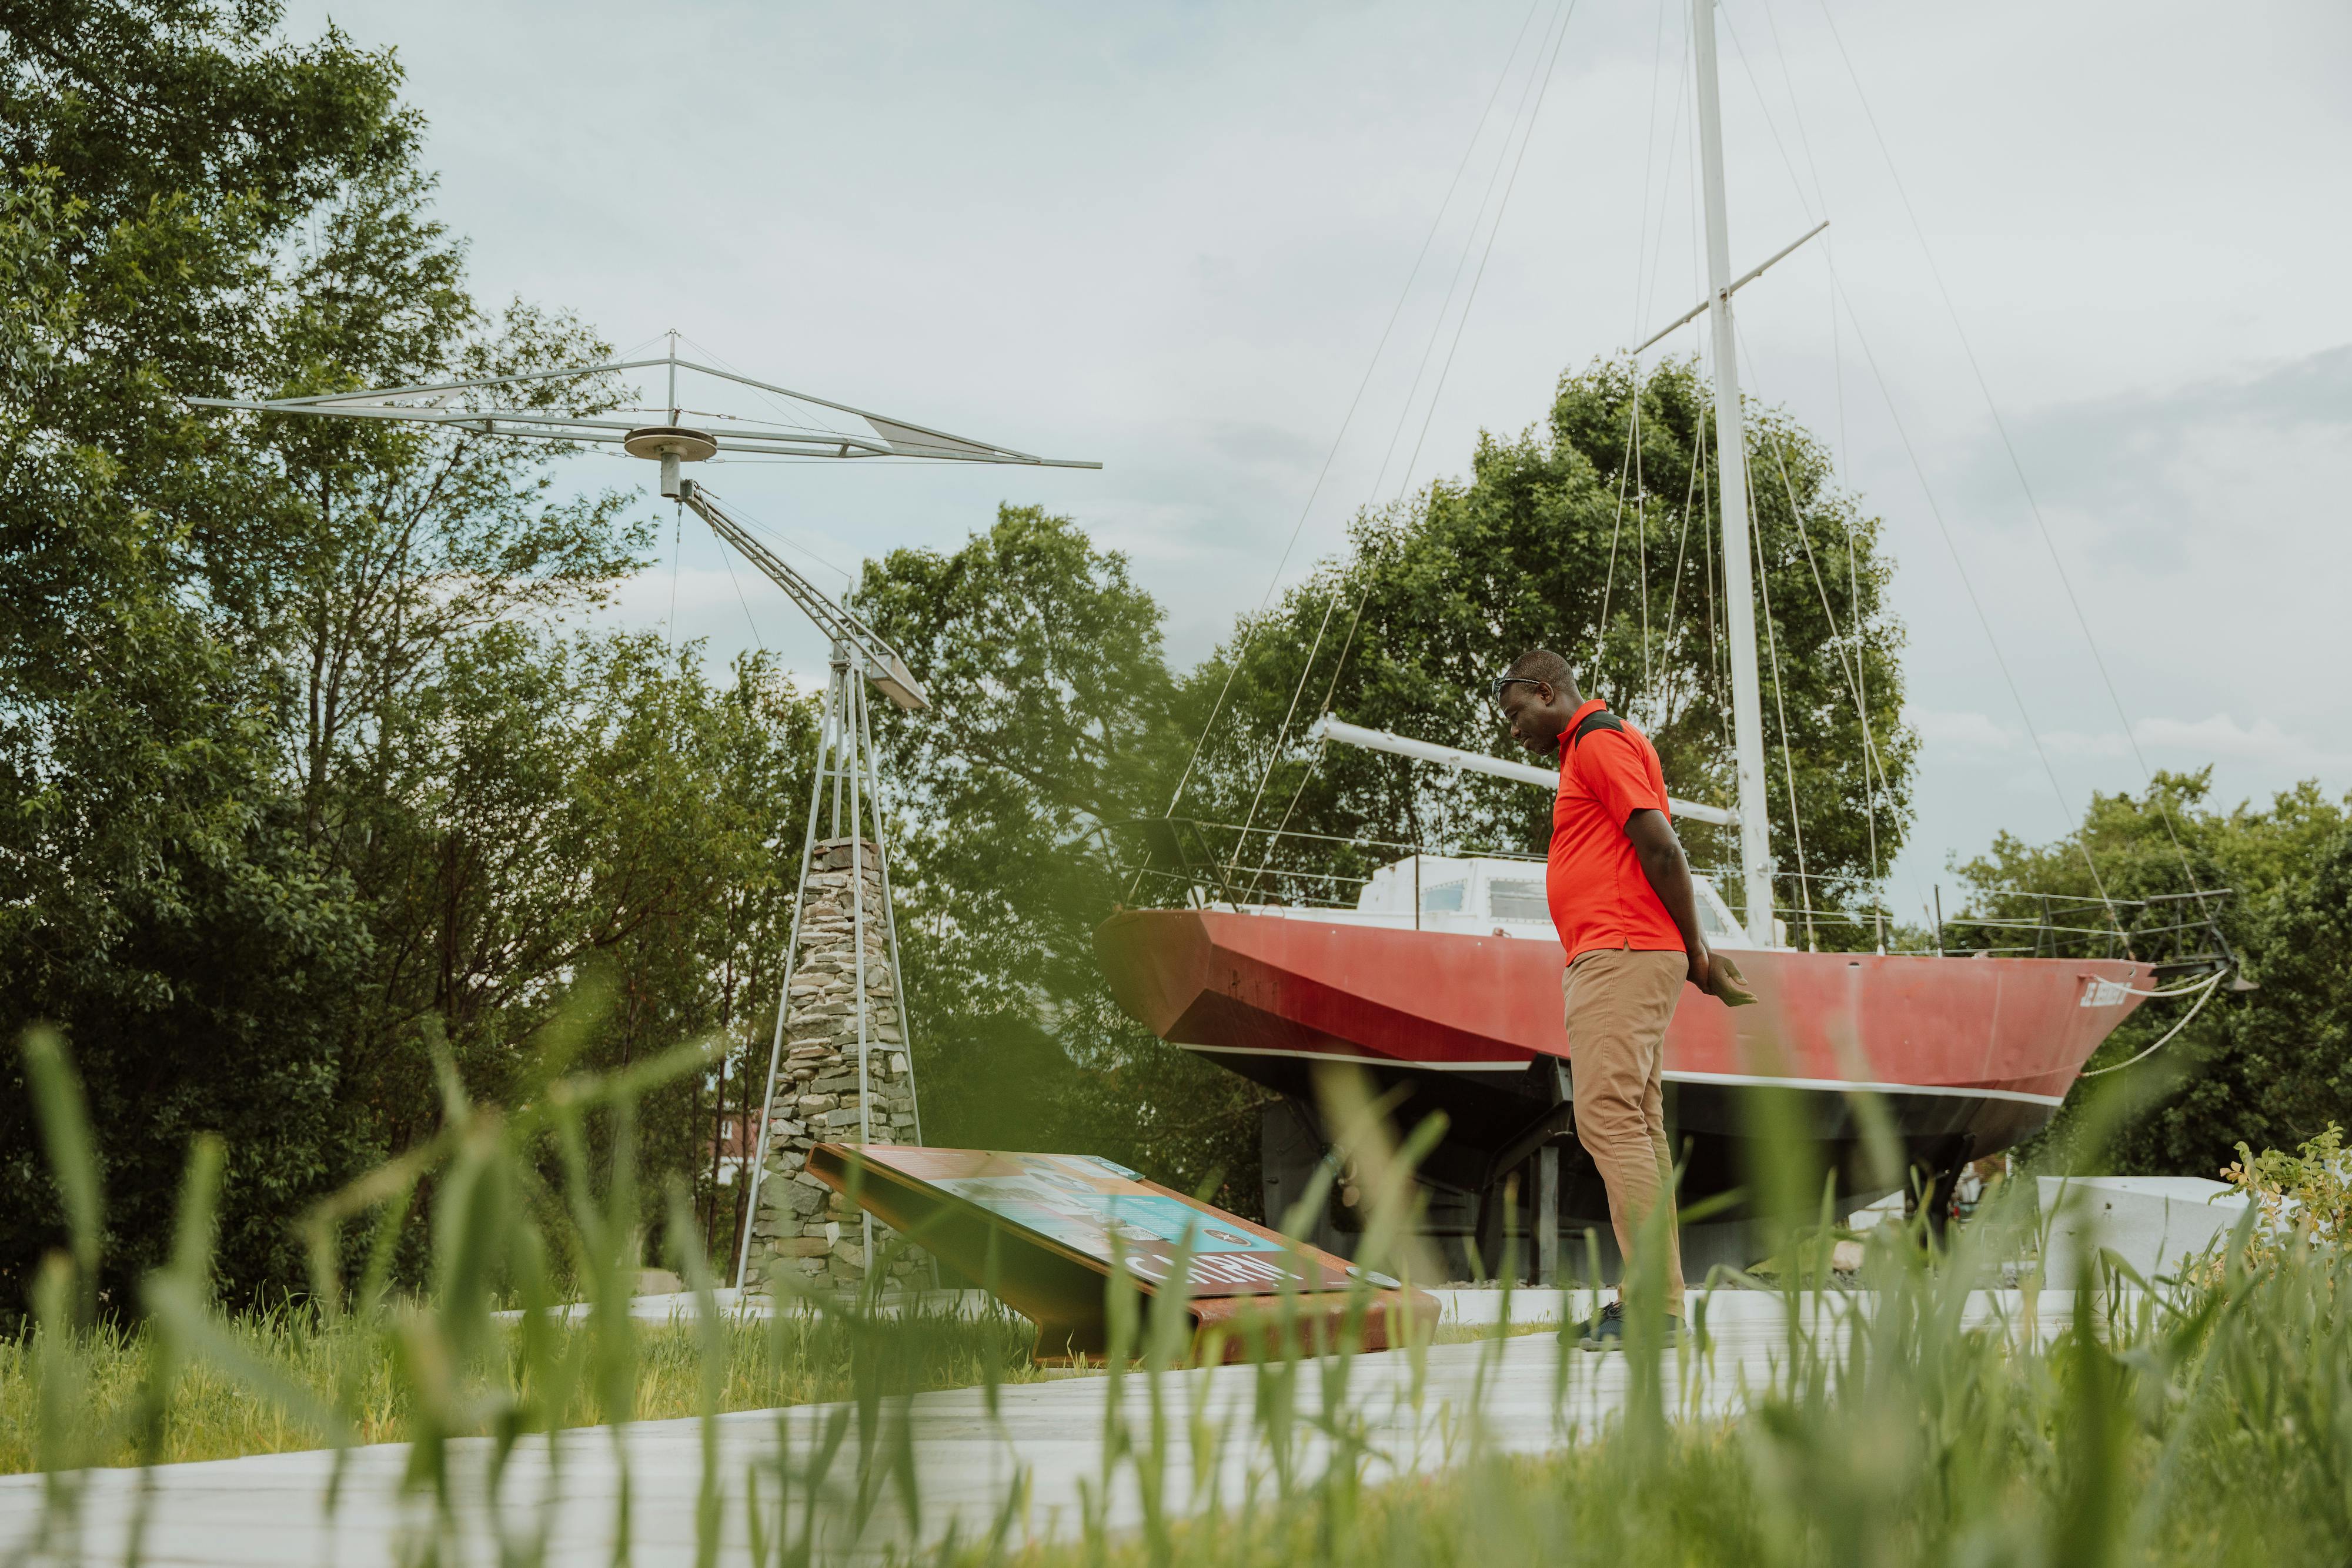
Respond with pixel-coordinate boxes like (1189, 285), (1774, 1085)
(1745, 0), (1893, 947)
(1690, 0), (2131, 942)
(1636, 1), (2058, 954)
(1596, 12), (1692, 695)
(1749, 462), (1818, 947)
(1730, 323), (1913, 947)
(1805, 6), (2220, 929)
(1232, 0), (1581, 893)
(1734, 7), (1927, 945)
(1601, 6), (1832, 937)
(1154, 0), (1553, 846)
(1710, 0), (2123, 950)
(1790, 1), (2228, 950)
(1225, 0), (1583, 894)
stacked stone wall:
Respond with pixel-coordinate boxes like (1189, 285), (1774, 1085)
(745, 837), (926, 1295)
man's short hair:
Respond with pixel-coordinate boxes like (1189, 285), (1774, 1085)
(1505, 648), (1574, 690)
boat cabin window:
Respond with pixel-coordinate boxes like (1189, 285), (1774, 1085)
(1419, 880), (1466, 914)
(1488, 879), (1548, 922)
(1697, 898), (1733, 941)
(1693, 876), (1745, 944)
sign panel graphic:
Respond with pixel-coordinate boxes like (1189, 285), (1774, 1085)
(838, 1146), (1352, 1295)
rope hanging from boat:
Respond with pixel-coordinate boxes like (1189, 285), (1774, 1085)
(2114, 972), (2236, 1000)
(2076, 969), (2227, 1077)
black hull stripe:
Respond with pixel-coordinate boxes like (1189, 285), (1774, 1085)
(1172, 1042), (2067, 1106)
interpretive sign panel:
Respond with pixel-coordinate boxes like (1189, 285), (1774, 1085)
(804, 1142), (1431, 1362)
(823, 1145), (1354, 1295)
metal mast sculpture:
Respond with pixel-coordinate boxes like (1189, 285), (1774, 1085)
(191, 337), (1098, 1286)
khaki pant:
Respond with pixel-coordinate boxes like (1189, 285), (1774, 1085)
(1562, 948), (1688, 1316)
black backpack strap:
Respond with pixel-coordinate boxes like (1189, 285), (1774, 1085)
(1566, 707), (1625, 751)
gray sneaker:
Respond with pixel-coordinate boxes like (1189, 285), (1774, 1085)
(1576, 1300), (1686, 1351)
(1576, 1299), (1625, 1350)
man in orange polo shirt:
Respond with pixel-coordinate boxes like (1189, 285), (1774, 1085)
(1494, 647), (1750, 1349)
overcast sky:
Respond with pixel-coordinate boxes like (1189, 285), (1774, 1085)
(286, 0), (2352, 919)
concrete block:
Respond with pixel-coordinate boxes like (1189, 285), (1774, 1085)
(2039, 1175), (2250, 1282)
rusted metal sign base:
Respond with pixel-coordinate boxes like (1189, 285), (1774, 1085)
(807, 1144), (1435, 1364)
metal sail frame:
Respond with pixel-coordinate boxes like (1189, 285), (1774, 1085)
(189, 337), (1100, 1286)
(188, 342), (1105, 468)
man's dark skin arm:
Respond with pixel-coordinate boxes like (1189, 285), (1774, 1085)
(1626, 808), (1713, 991)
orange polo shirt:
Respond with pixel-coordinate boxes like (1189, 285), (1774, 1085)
(1545, 700), (1686, 962)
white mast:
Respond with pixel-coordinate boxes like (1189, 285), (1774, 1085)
(1691, 0), (1777, 946)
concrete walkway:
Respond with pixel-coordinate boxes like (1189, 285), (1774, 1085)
(0, 1290), (2078, 1566)
(507, 1285), (1619, 1328)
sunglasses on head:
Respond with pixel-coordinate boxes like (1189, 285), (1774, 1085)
(1488, 675), (1549, 708)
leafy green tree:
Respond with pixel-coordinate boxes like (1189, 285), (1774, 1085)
(555, 641), (821, 1259)
(1956, 773), (2352, 1178)
(0, 1), (425, 1312)
(0, 0), (742, 1308)
(1173, 359), (1915, 948)
(858, 505), (1271, 1213)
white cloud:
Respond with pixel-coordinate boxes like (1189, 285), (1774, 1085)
(1913, 710), (2016, 753)
(2133, 713), (2343, 770)
(2042, 729), (2133, 760)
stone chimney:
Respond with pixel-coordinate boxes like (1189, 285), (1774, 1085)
(743, 837), (926, 1295)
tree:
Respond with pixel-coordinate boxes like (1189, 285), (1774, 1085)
(858, 505), (1272, 1213)
(0, 1), (738, 1309)
(1171, 359), (1916, 948)
(554, 643), (821, 1261)
(1956, 773), (2352, 1178)
(0, 1), (429, 1312)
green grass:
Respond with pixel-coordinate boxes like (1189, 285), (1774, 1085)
(0, 1300), (1556, 1475)
(958, 1225), (2352, 1568)
(14, 1019), (2352, 1566)
(0, 1309), (1044, 1474)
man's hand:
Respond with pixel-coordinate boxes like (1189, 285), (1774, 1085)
(1704, 954), (1759, 1008)
(1628, 810), (1759, 1008)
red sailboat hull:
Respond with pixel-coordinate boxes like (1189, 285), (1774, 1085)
(1094, 908), (2153, 1223)
(1097, 908), (2146, 1100)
